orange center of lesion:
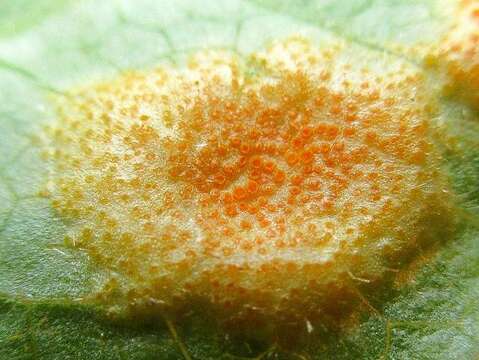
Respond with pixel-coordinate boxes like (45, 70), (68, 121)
(170, 90), (337, 217)
(152, 70), (430, 250)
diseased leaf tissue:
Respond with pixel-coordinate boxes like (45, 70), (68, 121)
(0, 0), (478, 359)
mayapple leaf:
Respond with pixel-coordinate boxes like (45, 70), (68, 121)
(0, 0), (478, 359)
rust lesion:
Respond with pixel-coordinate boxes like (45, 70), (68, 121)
(425, 0), (479, 108)
(42, 36), (456, 338)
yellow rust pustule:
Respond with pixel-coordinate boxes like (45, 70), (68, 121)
(44, 37), (455, 333)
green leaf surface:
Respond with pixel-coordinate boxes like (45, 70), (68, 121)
(0, 0), (478, 358)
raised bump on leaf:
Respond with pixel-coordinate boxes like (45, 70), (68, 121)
(43, 37), (456, 334)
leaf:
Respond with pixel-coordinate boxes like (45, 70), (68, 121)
(0, 0), (478, 359)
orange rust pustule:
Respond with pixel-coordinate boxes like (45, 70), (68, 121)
(44, 37), (455, 334)
(425, 0), (479, 107)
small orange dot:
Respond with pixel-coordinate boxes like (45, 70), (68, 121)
(217, 145), (227, 156)
(314, 96), (323, 107)
(274, 170), (286, 183)
(263, 161), (275, 173)
(230, 138), (241, 148)
(215, 174), (226, 186)
(240, 143), (250, 154)
(318, 144), (330, 154)
(292, 137), (303, 148)
(223, 193), (233, 204)
(324, 157), (336, 167)
(301, 127), (313, 138)
(247, 205), (258, 214)
(251, 157), (262, 168)
(259, 219), (270, 228)
(325, 125), (339, 140)
(301, 150), (313, 163)
(290, 186), (301, 196)
(233, 187), (247, 200)
(241, 220), (252, 230)
(247, 180), (259, 194)
(302, 164), (313, 175)
(291, 175), (303, 186)
(286, 153), (299, 165)
(344, 127), (356, 137)
(224, 165), (234, 176)
(238, 156), (248, 167)
(225, 204), (238, 217)
(330, 105), (341, 115)
(250, 169), (262, 180)
(238, 202), (248, 212)
(332, 142), (344, 152)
